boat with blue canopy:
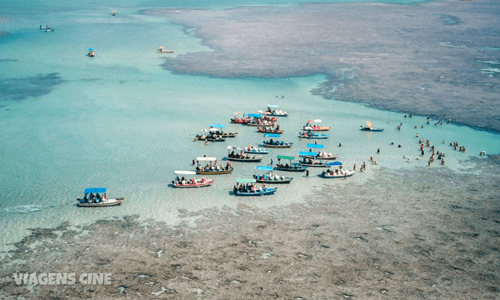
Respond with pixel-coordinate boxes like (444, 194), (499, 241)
(207, 124), (237, 138)
(233, 178), (278, 196)
(261, 133), (293, 148)
(253, 165), (293, 184)
(77, 187), (124, 207)
(299, 155), (327, 167)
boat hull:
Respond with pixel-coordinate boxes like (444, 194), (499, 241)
(261, 143), (293, 148)
(196, 169), (233, 175)
(173, 180), (214, 188)
(274, 166), (307, 172)
(227, 156), (264, 162)
(303, 126), (330, 131)
(234, 188), (277, 196)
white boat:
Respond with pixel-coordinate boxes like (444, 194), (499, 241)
(158, 46), (174, 53)
(319, 169), (355, 178)
(172, 171), (214, 188)
(77, 188), (124, 207)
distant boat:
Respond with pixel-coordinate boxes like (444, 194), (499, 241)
(172, 171), (214, 188)
(360, 121), (384, 131)
(76, 188), (124, 207)
(157, 46), (174, 53)
(233, 178), (278, 196)
(112, 11), (116, 16)
(88, 48), (95, 57)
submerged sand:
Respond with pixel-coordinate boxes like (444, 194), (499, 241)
(147, 0), (500, 132)
(1, 156), (499, 299)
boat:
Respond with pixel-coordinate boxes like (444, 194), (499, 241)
(233, 178), (278, 196)
(112, 11), (116, 16)
(274, 155), (308, 172)
(257, 126), (284, 134)
(264, 104), (288, 117)
(253, 166), (293, 184)
(88, 48), (95, 57)
(298, 131), (330, 139)
(243, 143), (269, 154)
(207, 124), (237, 138)
(245, 114), (276, 127)
(230, 116), (250, 124)
(303, 119), (330, 131)
(299, 157), (327, 167)
(193, 133), (226, 142)
(172, 171), (214, 188)
(195, 157), (233, 175)
(319, 167), (355, 178)
(261, 133), (293, 148)
(157, 46), (174, 53)
(45, 27), (54, 32)
(76, 188), (124, 207)
(360, 121), (384, 132)
(299, 144), (339, 160)
(226, 147), (264, 162)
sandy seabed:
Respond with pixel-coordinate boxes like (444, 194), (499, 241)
(1, 156), (499, 299)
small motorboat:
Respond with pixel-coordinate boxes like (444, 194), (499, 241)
(299, 146), (339, 160)
(206, 124), (237, 138)
(227, 146), (265, 162)
(172, 171), (214, 188)
(319, 169), (355, 178)
(299, 157), (327, 167)
(195, 157), (233, 175)
(77, 188), (124, 207)
(264, 104), (288, 117)
(303, 119), (330, 131)
(298, 131), (330, 139)
(88, 48), (95, 57)
(360, 121), (384, 131)
(157, 46), (174, 53)
(261, 133), (293, 148)
(274, 155), (308, 172)
(243, 143), (269, 154)
(233, 178), (277, 196)
(254, 166), (293, 184)
(112, 11), (116, 16)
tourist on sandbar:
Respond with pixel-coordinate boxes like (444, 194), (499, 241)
(441, 158), (445, 165)
(406, 159), (411, 163)
(414, 125), (417, 129)
(387, 119), (390, 123)
(370, 156), (374, 162)
(362, 162), (366, 169)
(344, 172), (347, 179)
(421, 150), (425, 156)
(353, 164), (356, 171)
(377, 148), (380, 154)
(339, 142), (342, 147)
(480, 151), (486, 156)
(416, 133), (419, 138)
(398, 144), (401, 148)
(306, 169), (309, 177)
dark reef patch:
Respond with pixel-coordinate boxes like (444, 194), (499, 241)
(0, 73), (64, 102)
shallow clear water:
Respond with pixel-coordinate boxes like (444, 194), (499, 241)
(0, 0), (499, 254)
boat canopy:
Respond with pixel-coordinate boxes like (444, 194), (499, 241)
(237, 178), (256, 183)
(264, 133), (281, 137)
(84, 187), (106, 194)
(307, 119), (322, 123)
(267, 104), (278, 108)
(326, 161), (343, 166)
(174, 170), (197, 175)
(256, 166), (273, 171)
(88, 48), (94, 51)
(299, 151), (318, 156)
(248, 113), (261, 118)
(196, 157), (217, 161)
(277, 155), (294, 160)
(210, 124), (225, 128)
(366, 121), (373, 130)
(307, 143), (324, 148)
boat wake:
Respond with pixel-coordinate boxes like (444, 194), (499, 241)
(1, 205), (43, 214)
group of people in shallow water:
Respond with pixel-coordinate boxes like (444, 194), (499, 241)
(81, 192), (107, 203)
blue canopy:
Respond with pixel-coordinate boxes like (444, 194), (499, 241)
(264, 133), (281, 137)
(248, 113), (261, 118)
(209, 124), (225, 128)
(88, 48), (94, 51)
(299, 151), (318, 156)
(84, 187), (106, 193)
(267, 104), (278, 108)
(307, 143), (324, 148)
(256, 166), (273, 171)
(326, 161), (343, 166)
(237, 178), (256, 183)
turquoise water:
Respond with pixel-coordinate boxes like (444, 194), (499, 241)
(1, 0), (499, 254)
